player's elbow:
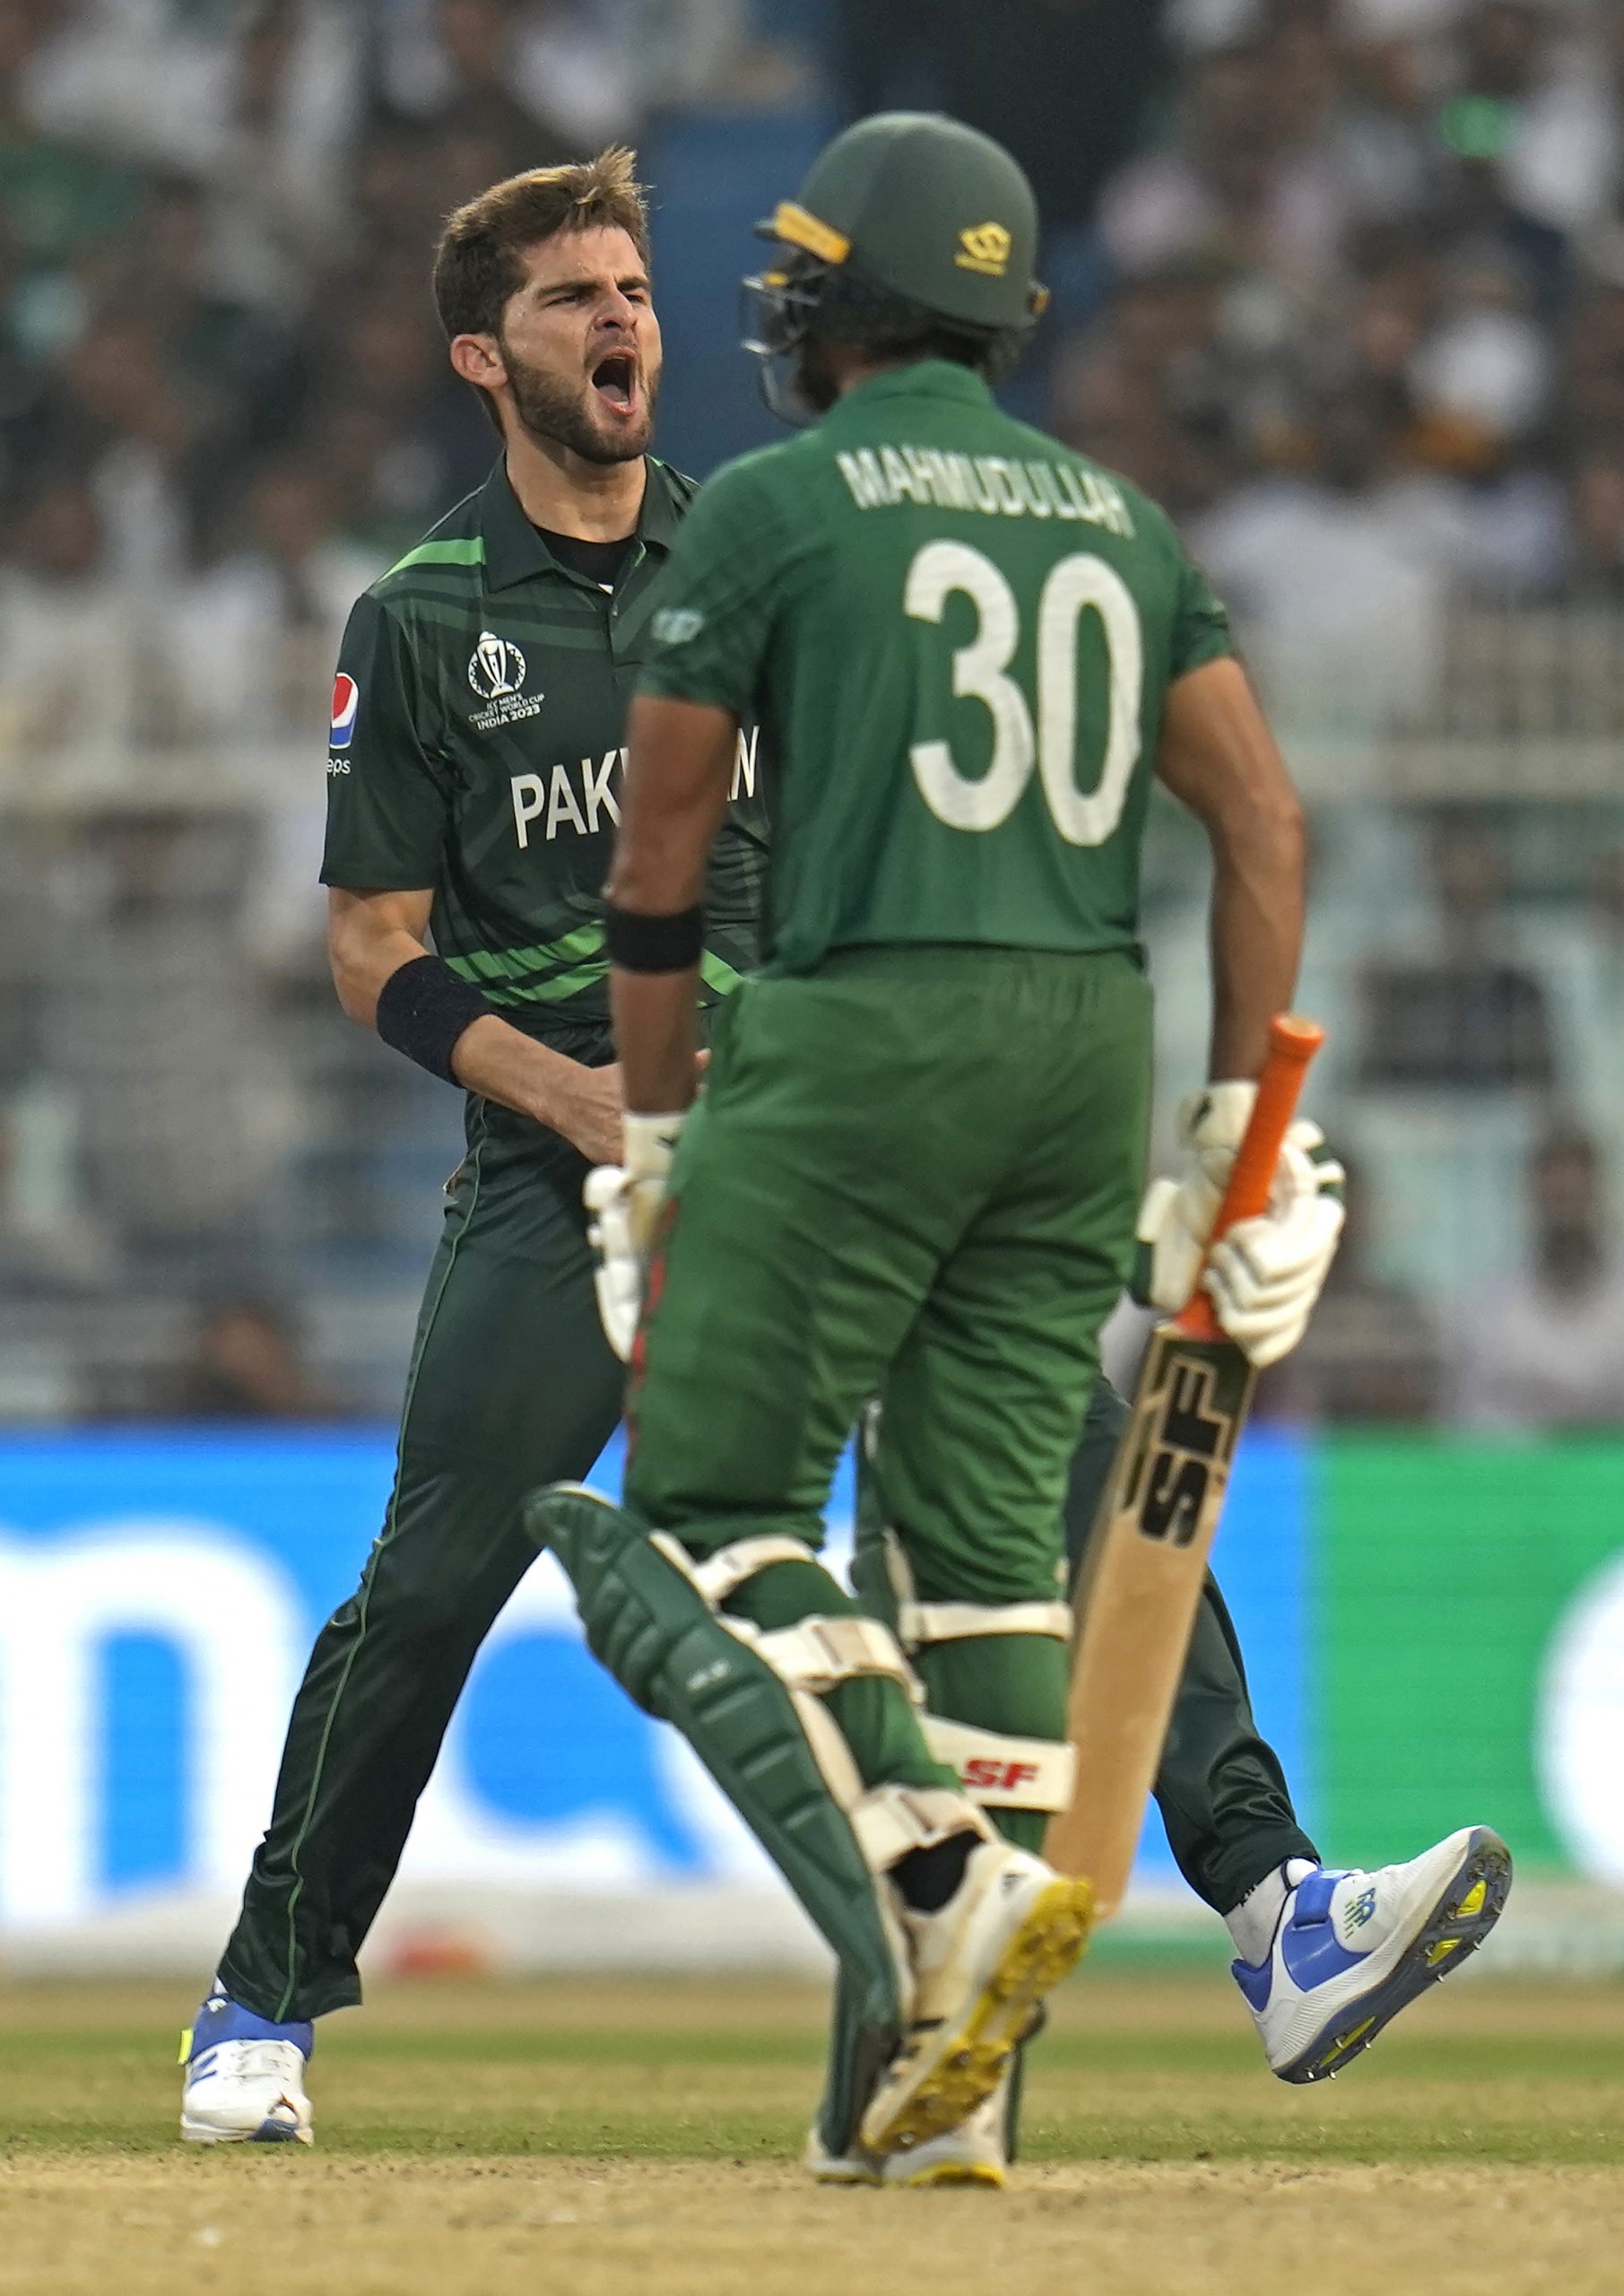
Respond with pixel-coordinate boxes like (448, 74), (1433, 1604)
(327, 925), (383, 1029)
(604, 828), (703, 916)
(1262, 781), (1307, 868)
(604, 855), (664, 914)
(1224, 780), (1307, 883)
(328, 947), (373, 1028)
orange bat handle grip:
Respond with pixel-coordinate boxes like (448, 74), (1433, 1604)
(1173, 1013), (1325, 1344)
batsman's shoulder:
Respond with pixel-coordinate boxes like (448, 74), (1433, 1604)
(668, 439), (812, 561)
(650, 450), (798, 517)
(1006, 411), (1179, 555)
(690, 433), (812, 503)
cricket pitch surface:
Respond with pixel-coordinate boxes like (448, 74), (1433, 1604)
(5, 1972), (1622, 2295)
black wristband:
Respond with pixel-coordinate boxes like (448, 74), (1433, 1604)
(374, 953), (494, 1084)
(603, 900), (704, 974)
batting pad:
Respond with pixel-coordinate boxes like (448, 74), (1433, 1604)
(524, 1483), (986, 2073)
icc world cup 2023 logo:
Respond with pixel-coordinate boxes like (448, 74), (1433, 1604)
(467, 631), (543, 730)
(469, 631), (527, 700)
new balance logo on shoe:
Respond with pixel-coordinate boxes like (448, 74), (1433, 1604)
(1342, 1886), (1377, 1936)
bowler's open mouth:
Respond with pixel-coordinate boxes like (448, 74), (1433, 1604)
(592, 352), (637, 414)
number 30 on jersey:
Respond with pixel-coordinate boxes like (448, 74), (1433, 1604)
(904, 542), (1143, 848)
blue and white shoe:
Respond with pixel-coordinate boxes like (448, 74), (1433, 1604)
(179, 1988), (314, 2144)
(1233, 1826), (1512, 2084)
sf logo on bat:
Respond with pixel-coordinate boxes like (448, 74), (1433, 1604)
(1125, 1349), (1243, 1549)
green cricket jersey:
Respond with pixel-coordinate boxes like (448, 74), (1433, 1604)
(637, 361), (1233, 973)
(322, 457), (769, 1030)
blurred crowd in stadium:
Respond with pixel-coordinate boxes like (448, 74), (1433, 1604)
(0, 0), (1621, 1430)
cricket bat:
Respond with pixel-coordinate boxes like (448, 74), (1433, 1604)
(1045, 1012), (1324, 1914)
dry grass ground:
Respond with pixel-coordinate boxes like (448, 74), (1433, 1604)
(4, 1972), (1623, 2296)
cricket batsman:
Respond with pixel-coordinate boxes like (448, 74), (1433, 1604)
(179, 133), (1506, 2165)
(532, 112), (1512, 2183)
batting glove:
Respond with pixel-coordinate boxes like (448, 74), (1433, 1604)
(1204, 1127), (1345, 1367)
(1135, 1085), (1345, 1368)
(1135, 1082), (1259, 1317)
(585, 1109), (687, 1362)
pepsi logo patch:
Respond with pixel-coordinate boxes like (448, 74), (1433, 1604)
(330, 673), (359, 750)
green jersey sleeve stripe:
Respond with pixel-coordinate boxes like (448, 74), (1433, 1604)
(444, 921), (605, 986)
(454, 940), (746, 1009)
(381, 536), (488, 580)
(699, 950), (744, 996)
(482, 960), (609, 1007)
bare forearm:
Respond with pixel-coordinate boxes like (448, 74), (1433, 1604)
(612, 693), (736, 915)
(448, 1013), (609, 1136)
(611, 968), (700, 1115)
(1207, 805), (1306, 1079)
(334, 925), (586, 1126)
(1152, 658), (1307, 1081)
(326, 891), (618, 1156)
(605, 694), (738, 1118)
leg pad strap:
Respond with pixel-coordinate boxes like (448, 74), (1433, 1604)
(923, 1715), (1077, 1813)
(875, 1527), (1072, 1652)
(652, 1530), (923, 1700)
(751, 1615), (921, 1701)
(899, 1598), (1073, 1649)
(851, 1782), (991, 1869)
(682, 1534), (819, 1606)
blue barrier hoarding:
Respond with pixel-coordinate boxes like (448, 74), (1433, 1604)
(0, 1427), (1310, 1937)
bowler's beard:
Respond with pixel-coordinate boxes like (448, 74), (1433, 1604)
(500, 338), (658, 464)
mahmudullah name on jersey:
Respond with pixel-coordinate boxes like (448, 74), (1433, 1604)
(836, 446), (1134, 535)
(511, 726), (760, 849)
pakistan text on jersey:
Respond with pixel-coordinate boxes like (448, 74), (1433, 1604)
(511, 726), (760, 849)
(836, 446), (1133, 535)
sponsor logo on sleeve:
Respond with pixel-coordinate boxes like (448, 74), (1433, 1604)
(651, 606), (704, 646)
(329, 672), (359, 750)
(468, 631), (543, 732)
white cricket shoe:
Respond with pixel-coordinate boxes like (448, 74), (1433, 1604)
(1233, 1826), (1512, 2084)
(860, 1842), (1093, 2158)
(179, 1989), (315, 2144)
(807, 2078), (1009, 2188)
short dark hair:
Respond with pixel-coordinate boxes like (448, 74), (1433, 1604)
(431, 146), (651, 344)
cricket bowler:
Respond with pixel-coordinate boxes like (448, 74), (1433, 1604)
(532, 112), (1512, 2184)
(179, 135), (1506, 2164)
(179, 149), (764, 2143)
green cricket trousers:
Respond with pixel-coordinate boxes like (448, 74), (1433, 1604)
(220, 997), (1311, 2024)
(628, 949), (1153, 1594)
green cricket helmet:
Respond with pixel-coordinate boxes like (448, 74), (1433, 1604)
(743, 111), (1049, 419)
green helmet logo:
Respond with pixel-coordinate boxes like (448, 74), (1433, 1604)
(956, 222), (1013, 279)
